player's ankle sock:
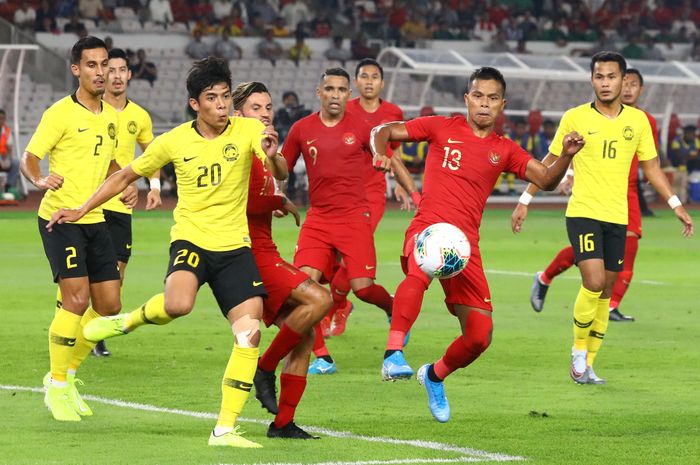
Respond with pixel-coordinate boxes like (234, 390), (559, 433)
(386, 275), (428, 350)
(427, 364), (442, 382)
(587, 297), (610, 366)
(49, 309), (82, 383)
(259, 324), (303, 372)
(610, 270), (633, 309)
(274, 373), (306, 429)
(68, 306), (101, 371)
(55, 288), (63, 315)
(386, 330), (407, 351)
(330, 266), (350, 310)
(433, 312), (492, 379)
(384, 349), (398, 359)
(312, 323), (330, 357)
(125, 293), (172, 330)
(542, 246), (576, 284)
(212, 426), (233, 436)
(318, 355), (334, 364)
(572, 286), (601, 350)
(354, 284), (393, 315)
(216, 344), (258, 429)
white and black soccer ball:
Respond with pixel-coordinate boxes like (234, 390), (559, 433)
(413, 223), (471, 279)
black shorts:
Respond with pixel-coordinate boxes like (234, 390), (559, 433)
(566, 217), (626, 272)
(166, 240), (267, 316)
(38, 218), (120, 283)
(104, 209), (133, 263)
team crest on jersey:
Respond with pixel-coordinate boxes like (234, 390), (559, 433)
(343, 132), (356, 145)
(488, 151), (501, 166)
(623, 126), (634, 141)
(107, 123), (116, 140)
(223, 143), (239, 162)
(127, 121), (137, 134)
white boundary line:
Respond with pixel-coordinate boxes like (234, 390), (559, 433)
(1, 384), (525, 464)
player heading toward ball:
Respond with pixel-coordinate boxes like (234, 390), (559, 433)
(371, 66), (584, 422)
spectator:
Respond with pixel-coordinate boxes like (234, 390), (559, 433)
(212, 0), (231, 22)
(249, 0), (277, 24)
(213, 28), (242, 61)
(311, 15), (331, 37)
(14, 1), (36, 31)
(186, 29), (211, 60)
(0, 109), (19, 196)
(572, 31), (616, 56)
(472, 11), (498, 41)
(535, 119), (557, 161)
(229, 3), (245, 29)
(672, 4), (697, 38)
(351, 33), (375, 59)
(190, 0), (213, 21)
(104, 35), (113, 50)
(502, 17), (522, 41)
(650, 0), (674, 29)
(271, 16), (290, 37)
(400, 11), (431, 46)
(274, 91), (311, 143)
(257, 27), (283, 65)
(485, 29), (511, 52)
(63, 12), (86, 34)
(56, 0), (76, 18)
(34, 0), (58, 32)
(191, 16), (216, 36)
(669, 125), (700, 203)
(130, 48), (157, 86)
(280, 0), (312, 32)
(246, 12), (266, 37)
(433, 20), (457, 39)
(218, 15), (242, 36)
(78, 0), (104, 24)
(149, 0), (174, 26)
(518, 10), (539, 40)
(289, 33), (311, 65)
(515, 38), (531, 54)
(323, 36), (352, 64)
(642, 35), (664, 61)
(620, 34), (644, 59)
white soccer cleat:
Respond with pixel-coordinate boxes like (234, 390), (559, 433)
(570, 349), (588, 384)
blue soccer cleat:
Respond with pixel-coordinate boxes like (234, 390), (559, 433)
(307, 358), (337, 375)
(381, 351), (414, 381)
(387, 315), (411, 347)
(416, 364), (450, 422)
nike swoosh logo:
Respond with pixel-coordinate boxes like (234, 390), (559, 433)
(253, 281), (263, 286)
(484, 298), (491, 303)
(447, 138), (463, 144)
(618, 259), (624, 264)
(365, 265), (375, 270)
(587, 131), (599, 135)
(183, 156), (197, 162)
(306, 139), (316, 145)
(78, 128), (89, 132)
(126, 244), (132, 249)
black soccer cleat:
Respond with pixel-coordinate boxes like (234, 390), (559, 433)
(254, 367), (279, 414)
(267, 421), (320, 439)
(530, 272), (549, 312)
(91, 340), (111, 357)
(609, 308), (635, 322)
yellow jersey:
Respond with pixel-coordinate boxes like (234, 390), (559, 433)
(26, 94), (119, 223)
(103, 99), (154, 215)
(131, 117), (267, 251)
(549, 103), (657, 224)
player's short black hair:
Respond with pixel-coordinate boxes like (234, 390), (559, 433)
(186, 57), (231, 100)
(70, 36), (107, 65)
(321, 67), (350, 84)
(355, 58), (384, 79)
(232, 81), (270, 111)
(624, 68), (644, 86)
(108, 48), (129, 67)
(590, 51), (627, 75)
(465, 67), (507, 97)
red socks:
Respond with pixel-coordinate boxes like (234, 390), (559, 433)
(354, 284), (393, 315)
(274, 373), (306, 428)
(259, 324), (303, 372)
(312, 323), (330, 357)
(542, 246), (575, 284)
(433, 311), (492, 380)
(330, 266), (350, 312)
(610, 235), (639, 309)
(386, 274), (428, 350)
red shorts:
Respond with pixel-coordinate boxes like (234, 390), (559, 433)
(253, 250), (309, 327)
(627, 190), (642, 237)
(402, 220), (492, 312)
(367, 187), (387, 233)
(294, 219), (376, 282)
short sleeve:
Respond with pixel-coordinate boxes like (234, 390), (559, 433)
(547, 110), (573, 157)
(404, 116), (444, 142)
(131, 132), (171, 178)
(137, 111), (154, 146)
(247, 118), (267, 163)
(281, 121), (301, 168)
(505, 141), (533, 180)
(635, 115), (658, 162)
(25, 107), (64, 160)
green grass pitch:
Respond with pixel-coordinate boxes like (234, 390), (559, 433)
(0, 208), (698, 465)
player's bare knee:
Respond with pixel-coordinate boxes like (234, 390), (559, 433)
(231, 314), (261, 348)
(95, 301), (121, 316)
(163, 299), (193, 318)
(62, 292), (90, 313)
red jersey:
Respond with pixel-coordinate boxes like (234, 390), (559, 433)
(406, 115), (532, 242)
(346, 98), (404, 194)
(628, 111), (659, 191)
(247, 156), (284, 254)
(282, 111), (374, 223)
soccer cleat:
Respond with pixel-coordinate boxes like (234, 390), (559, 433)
(416, 364), (450, 423)
(586, 366), (606, 385)
(83, 314), (129, 342)
(609, 308), (635, 322)
(387, 315), (411, 347)
(253, 367), (279, 414)
(91, 340), (111, 357)
(330, 301), (354, 337)
(570, 349), (588, 384)
(381, 351), (414, 381)
(307, 358), (337, 375)
(319, 315), (332, 339)
(530, 272), (549, 312)
(43, 377), (81, 422)
(208, 426), (263, 448)
(267, 421), (320, 439)
(67, 375), (93, 416)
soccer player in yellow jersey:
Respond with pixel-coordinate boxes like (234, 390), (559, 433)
(47, 57), (288, 448)
(512, 51), (694, 384)
(19, 36), (136, 422)
(87, 47), (161, 357)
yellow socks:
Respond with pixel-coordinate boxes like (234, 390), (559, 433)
(49, 309), (82, 383)
(125, 293), (172, 331)
(55, 288), (62, 314)
(216, 345), (259, 431)
(572, 286), (602, 351)
(67, 307), (101, 372)
(587, 297), (610, 366)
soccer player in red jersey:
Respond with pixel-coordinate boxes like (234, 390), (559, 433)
(521, 68), (657, 323)
(326, 58), (419, 338)
(232, 81), (332, 439)
(282, 68), (398, 375)
(371, 67), (584, 422)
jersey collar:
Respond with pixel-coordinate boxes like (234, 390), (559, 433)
(191, 118), (231, 138)
(71, 92), (103, 113)
(590, 101), (624, 117)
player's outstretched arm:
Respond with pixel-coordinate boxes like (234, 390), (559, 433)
(146, 172), (163, 210)
(20, 151), (63, 191)
(370, 122), (411, 172)
(391, 155), (421, 209)
(261, 125), (288, 181)
(46, 165), (141, 231)
(107, 160), (139, 209)
(641, 158), (694, 237)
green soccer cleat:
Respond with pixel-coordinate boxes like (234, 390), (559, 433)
(83, 314), (129, 342)
(43, 376), (81, 422)
(208, 426), (263, 448)
(67, 375), (93, 416)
